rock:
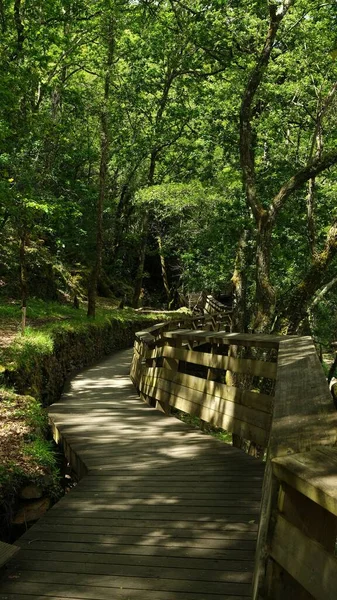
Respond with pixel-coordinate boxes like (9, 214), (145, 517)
(12, 497), (51, 525)
(19, 485), (43, 500)
(40, 473), (53, 487)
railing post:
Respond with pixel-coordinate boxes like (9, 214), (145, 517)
(157, 337), (181, 415)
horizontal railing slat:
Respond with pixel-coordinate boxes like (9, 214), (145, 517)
(147, 346), (278, 379)
(271, 514), (337, 600)
(163, 330), (282, 349)
(140, 382), (269, 447)
(140, 374), (271, 433)
(142, 367), (273, 413)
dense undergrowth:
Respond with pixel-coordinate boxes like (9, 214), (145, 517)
(0, 389), (61, 504)
(0, 298), (171, 513)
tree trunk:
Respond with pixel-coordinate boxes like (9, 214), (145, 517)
(13, 0), (24, 58)
(0, 0), (6, 33)
(306, 122), (323, 258)
(157, 234), (171, 306)
(87, 17), (114, 318)
(87, 111), (109, 318)
(276, 222), (337, 333)
(131, 150), (158, 308)
(111, 183), (132, 260)
(231, 229), (251, 332)
(131, 212), (149, 309)
(254, 215), (275, 331)
(19, 231), (27, 334)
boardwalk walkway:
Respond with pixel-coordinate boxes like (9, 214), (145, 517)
(0, 348), (265, 600)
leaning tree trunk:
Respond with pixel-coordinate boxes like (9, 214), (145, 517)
(275, 222), (337, 334)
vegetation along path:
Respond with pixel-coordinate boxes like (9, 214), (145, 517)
(0, 348), (264, 600)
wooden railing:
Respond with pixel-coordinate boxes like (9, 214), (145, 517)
(131, 322), (337, 600)
(204, 294), (228, 314)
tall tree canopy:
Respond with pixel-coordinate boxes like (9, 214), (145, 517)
(1, 0), (337, 340)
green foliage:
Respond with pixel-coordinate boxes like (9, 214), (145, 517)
(0, 299), (171, 378)
(24, 438), (58, 472)
(172, 409), (232, 444)
(0, 388), (60, 500)
(0, 0), (336, 331)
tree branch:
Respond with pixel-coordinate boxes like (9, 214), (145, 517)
(308, 80), (337, 164)
(269, 150), (337, 223)
(239, 1), (294, 221)
(310, 275), (337, 308)
(281, 222), (337, 333)
(41, 11), (102, 25)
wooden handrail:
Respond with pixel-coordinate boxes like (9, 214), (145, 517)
(131, 322), (337, 600)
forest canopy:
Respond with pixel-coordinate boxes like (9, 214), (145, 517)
(1, 0), (337, 340)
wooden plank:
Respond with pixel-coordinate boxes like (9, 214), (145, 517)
(142, 367), (273, 412)
(0, 346), (262, 600)
(74, 472), (264, 481)
(17, 538), (257, 560)
(0, 570), (253, 596)
(0, 586), (250, 600)
(11, 559), (253, 583)
(24, 523), (259, 543)
(23, 510), (259, 525)
(51, 494), (260, 514)
(23, 515), (259, 533)
(0, 541), (19, 567)
(147, 345), (278, 379)
(269, 336), (337, 458)
(140, 385), (270, 445)
(66, 490), (262, 501)
(162, 330), (281, 349)
(139, 382), (269, 446)
(272, 449), (337, 517)
(270, 513), (337, 600)
(49, 502), (260, 516)
(253, 336), (337, 600)
(57, 493), (262, 508)
(140, 373), (272, 430)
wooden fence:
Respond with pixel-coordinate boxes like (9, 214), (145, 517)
(131, 319), (337, 600)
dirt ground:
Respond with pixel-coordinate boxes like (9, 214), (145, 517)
(0, 320), (19, 350)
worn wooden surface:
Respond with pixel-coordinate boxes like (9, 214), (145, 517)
(272, 448), (337, 517)
(137, 331), (277, 450)
(270, 514), (337, 600)
(0, 348), (264, 600)
(252, 336), (337, 600)
(269, 337), (337, 459)
(0, 542), (18, 568)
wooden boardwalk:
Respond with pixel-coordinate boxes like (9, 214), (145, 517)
(0, 348), (264, 600)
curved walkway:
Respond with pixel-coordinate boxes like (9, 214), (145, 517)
(0, 348), (264, 600)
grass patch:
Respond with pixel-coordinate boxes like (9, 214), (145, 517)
(0, 298), (172, 375)
(0, 388), (61, 500)
(172, 408), (232, 444)
(0, 297), (175, 509)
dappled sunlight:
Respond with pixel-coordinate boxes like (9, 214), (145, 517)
(0, 346), (264, 599)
